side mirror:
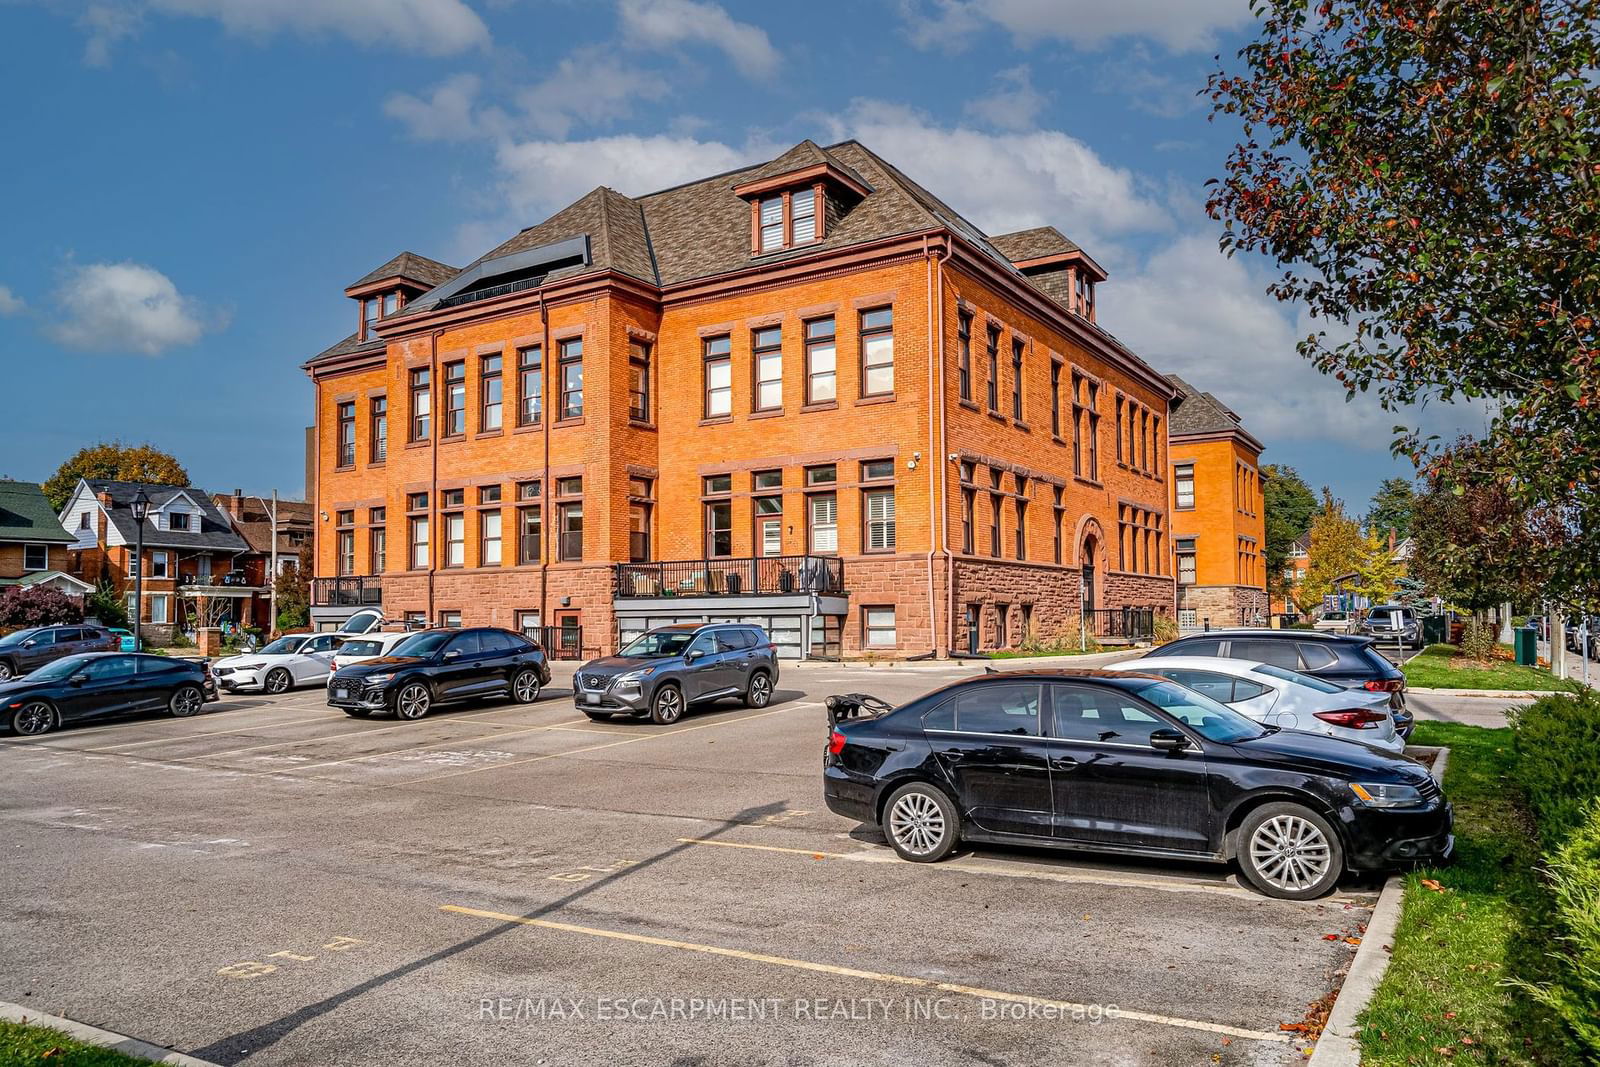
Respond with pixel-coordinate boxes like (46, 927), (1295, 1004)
(684, 649), (702, 664)
(443, 649), (461, 660)
(68, 674), (88, 687)
(21, 640), (36, 649)
(1149, 729), (1190, 753)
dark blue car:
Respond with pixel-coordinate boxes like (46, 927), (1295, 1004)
(2, 652), (218, 736)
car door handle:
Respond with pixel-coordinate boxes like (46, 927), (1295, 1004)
(939, 748), (965, 761)
(1048, 756), (1078, 771)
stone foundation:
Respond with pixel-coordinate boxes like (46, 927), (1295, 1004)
(1179, 584), (1270, 628)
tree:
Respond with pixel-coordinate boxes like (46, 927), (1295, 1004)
(1300, 490), (1365, 610)
(1208, 1), (1600, 604)
(1364, 477), (1416, 542)
(84, 579), (128, 630)
(1353, 531), (1401, 605)
(273, 541), (313, 634)
(42, 442), (189, 511)
(0, 586), (85, 629)
(1263, 464), (1317, 602)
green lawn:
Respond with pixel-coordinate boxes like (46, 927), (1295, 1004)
(986, 645), (1103, 659)
(1402, 644), (1581, 692)
(1356, 722), (1579, 1065)
(0, 1020), (158, 1066)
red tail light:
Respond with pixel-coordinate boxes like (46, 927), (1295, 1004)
(1315, 708), (1390, 729)
(1363, 678), (1405, 693)
(828, 730), (846, 756)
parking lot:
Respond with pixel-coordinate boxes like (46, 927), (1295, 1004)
(0, 659), (1390, 1066)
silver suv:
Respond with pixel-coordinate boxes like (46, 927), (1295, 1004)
(1360, 604), (1422, 649)
(574, 623), (779, 725)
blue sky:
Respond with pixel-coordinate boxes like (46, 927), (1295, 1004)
(0, 0), (1484, 513)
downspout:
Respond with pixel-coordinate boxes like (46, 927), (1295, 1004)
(537, 293), (551, 635)
(428, 329), (442, 623)
(924, 236), (953, 658)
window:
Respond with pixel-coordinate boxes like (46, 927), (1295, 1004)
(516, 611), (541, 642)
(758, 195), (784, 251)
(989, 491), (1002, 557)
(149, 594), (170, 625)
(1011, 338), (1024, 420)
(167, 512), (190, 531)
(956, 682), (1040, 736)
(1175, 463), (1196, 509)
(703, 473), (732, 495)
(410, 368), (431, 441)
(957, 311), (972, 401)
(1176, 537), (1197, 584)
(791, 187), (817, 242)
(480, 355), (503, 432)
(628, 340), (650, 421)
(559, 338), (583, 419)
(370, 396), (387, 462)
(1014, 498), (1027, 560)
(756, 187), (820, 252)
(1114, 395), (1124, 463)
(1053, 486), (1065, 565)
(363, 298), (379, 330)
(961, 488), (975, 554)
(805, 464), (836, 486)
(517, 346), (542, 426)
(442, 488), (464, 508)
(556, 476), (582, 497)
(79, 512), (90, 530)
(23, 544), (47, 571)
(518, 505), (542, 564)
(629, 486), (651, 563)
(985, 325), (1000, 411)
(337, 529), (354, 576)
(336, 401), (356, 467)
(410, 516), (429, 569)
(480, 510), (502, 566)
(150, 551), (169, 579)
(407, 491), (429, 511)
(808, 492), (838, 554)
(703, 335), (732, 418)
(517, 480), (541, 501)
(704, 500), (733, 558)
(753, 327), (782, 411)
(441, 361), (466, 436)
(753, 468), (783, 490)
(805, 317), (836, 404)
(557, 502), (583, 560)
(1086, 380), (1100, 480)
(860, 307), (894, 396)
(864, 606), (896, 648)
(1050, 362), (1061, 437)
(370, 525), (386, 573)
(863, 488), (895, 552)
(1229, 639), (1301, 670)
(442, 512), (464, 567)
(439, 611), (462, 629)
(861, 459), (894, 481)
(755, 495), (783, 556)
(1021, 603), (1033, 643)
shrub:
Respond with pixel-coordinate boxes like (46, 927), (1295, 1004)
(0, 586), (84, 628)
(84, 580), (128, 630)
(1459, 618), (1497, 662)
(1527, 801), (1600, 1059)
(1151, 614), (1179, 644)
(1512, 690), (1600, 849)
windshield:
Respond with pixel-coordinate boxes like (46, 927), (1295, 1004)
(1250, 663), (1344, 694)
(28, 655), (90, 682)
(393, 631), (451, 656)
(1132, 680), (1266, 743)
(339, 640), (381, 657)
(0, 629), (39, 648)
(259, 636), (305, 656)
(619, 631), (696, 657)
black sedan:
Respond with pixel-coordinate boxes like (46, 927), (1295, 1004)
(1, 653), (218, 736)
(823, 670), (1451, 900)
(326, 626), (550, 720)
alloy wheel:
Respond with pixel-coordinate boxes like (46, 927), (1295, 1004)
(0, 662), (12, 681)
(397, 683), (431, 720)
(170, 686), (203, 717)
(1249, 814), (1333, 893)
(748, 673), (771, 708)
(13, 702), (56, 736)
(888, 791), (947, 857)
(513, 670), (541, 703)
(265, 669), (290, 695)
(653, 686), (683, 724)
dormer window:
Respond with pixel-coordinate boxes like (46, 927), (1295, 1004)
(1074, 275), (1095, 320)
(735, 149), (869, 258)
(168, 512), (190, 531)
(756, 187), (819, 254)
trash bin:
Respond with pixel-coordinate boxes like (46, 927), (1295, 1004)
(1514, 626), (1538, 666)
(1422, 615), (1447, 646)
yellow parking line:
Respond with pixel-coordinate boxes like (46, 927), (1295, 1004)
(406, 702), (820, 785)
(441, 904), (1287, 1044)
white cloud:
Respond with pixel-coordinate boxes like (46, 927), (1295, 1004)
(900, 0), (1251, 53)
(385, 73), (501, 142)
(618, 0), (780, 79)
(78, 3), (143, 66)
(515, 47), (660, 137)
(50, 262), (217, 355)
(963, 65), (1048, 131)
(0, 285), (24, 316)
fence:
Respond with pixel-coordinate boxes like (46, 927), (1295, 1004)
(614, 555), (845, 599)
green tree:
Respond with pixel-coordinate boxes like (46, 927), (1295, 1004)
(84, 579), (128, 630)
(42, 442), (189, 511)
(1300, 490), (1365, 610)
(1263, 464), (1317, 602)
(1353, 530), (1401, 605)
(1364, 477), (1416, 541)
(273, 541), (313, 634)
(1208, 1), (1600, 604)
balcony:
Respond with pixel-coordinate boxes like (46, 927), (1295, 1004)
(615, 555), (844, 599)
(313, 576), (383, 607)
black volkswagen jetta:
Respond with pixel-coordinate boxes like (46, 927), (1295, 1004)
(1, 652), (217, 736)
(823, 670), (1452, 900)
(326, 626), (550, 720)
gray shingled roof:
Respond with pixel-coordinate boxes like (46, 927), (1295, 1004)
(990, 226), (1082, 262)
(0, 480), (73, 544)
(349, 251), (459, 291)
(740, 139), (868, 188)
(1167, 375), (1264, 449)
(85, 480), (250, 553)
(311, 332), (386, 363)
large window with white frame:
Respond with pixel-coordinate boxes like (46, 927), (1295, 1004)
(703, 335), (732, 418)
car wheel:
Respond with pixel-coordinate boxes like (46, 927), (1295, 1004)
(342, 708), (373, 719)
(743, 671), (772, 709)
(649, 683), (684, 725)
(883, 782), (960, 862)
(0, 660), (14, 682)
(12, 701), (58, 737)
(1238, 803), (1344, 900)
(264, 668), (292, 695)
(511, 668), (542, 704)
(395, 682), (432, 721)
(168, 685), (204, 718)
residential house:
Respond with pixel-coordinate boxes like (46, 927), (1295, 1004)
(304, 139), (1177, 658)
(211, 491), (315, 628)
(0, 480), (89, 600)
(1167, 376), (1269, 628)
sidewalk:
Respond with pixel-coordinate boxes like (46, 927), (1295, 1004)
(0, 1000), (220, 1066)
(788, 648), (1145, 671)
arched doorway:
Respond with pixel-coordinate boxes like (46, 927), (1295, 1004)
(1080, 534), (1098, 618)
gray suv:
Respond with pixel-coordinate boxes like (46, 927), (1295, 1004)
(575, 623), (779, 724)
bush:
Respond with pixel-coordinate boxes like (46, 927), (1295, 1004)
(1528, 801), (1600, 1059)
(1460, 618), (1497, 661)
(84, 580), (127, 630)
(1151, 614), (1179, 644)
(0, 586), (84, 628)
(1512, 690), (1600, 849)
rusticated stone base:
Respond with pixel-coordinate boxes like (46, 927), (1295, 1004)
(1179, 584), (1270, 629)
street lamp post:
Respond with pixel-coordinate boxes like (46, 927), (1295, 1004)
(129, 488), (150, 652)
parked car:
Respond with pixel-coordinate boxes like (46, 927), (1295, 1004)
(213, 632), (344, 694)
(1359, 604), (1422, 649)
(1313, 611), (1352, 634)
(823, 671), (1451, 900)
(2, 652), (219, 736)
(0, 625), (119, 681)
(574, 623), (780, 724)
(331, 630), (412, 672)
(1104, 656), (1403, 752)
(326, 626), (550, 719)
(108, 627), (139, 653)
(1141, 629), (1413, 739)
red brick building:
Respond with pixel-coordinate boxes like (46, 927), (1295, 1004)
(304, 140), (1177, 658)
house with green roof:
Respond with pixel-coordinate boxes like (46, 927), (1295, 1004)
(0, 479), (90, 598)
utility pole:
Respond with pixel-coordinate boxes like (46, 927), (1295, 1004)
(255, 491), (279, 635)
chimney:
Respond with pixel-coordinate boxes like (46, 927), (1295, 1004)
(231, 489), (244, 519)
(1389, 528), (1397, 552)
(97, 491), (114, 508)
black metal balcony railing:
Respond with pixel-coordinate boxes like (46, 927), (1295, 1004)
(1083, 606), (1156, 641)
(178, 571), (254, 588)
(313, 576), (383, 607)
(615, 555), (845, 599)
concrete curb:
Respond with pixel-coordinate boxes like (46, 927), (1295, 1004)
(1307, 745), (1450, 1066)
(0, 1001), (221, 1066)
(1406, 686), (1567, 698)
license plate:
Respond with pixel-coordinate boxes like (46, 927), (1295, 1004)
(585, 693), (600, 705)
(335, 689), (349, 700)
